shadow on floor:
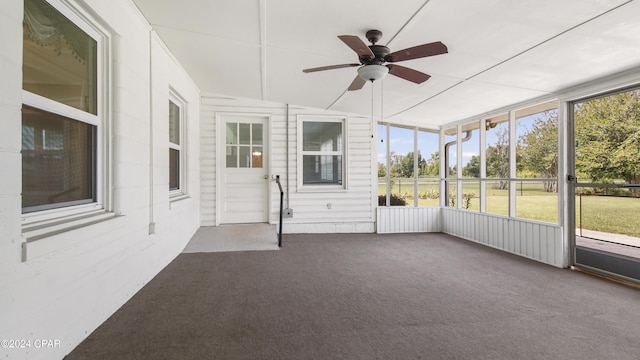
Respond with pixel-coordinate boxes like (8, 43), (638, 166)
(182, 224), (279, 253)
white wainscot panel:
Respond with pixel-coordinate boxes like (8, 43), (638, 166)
(442, 208), (565, 268)
(376, 207), (442, 234)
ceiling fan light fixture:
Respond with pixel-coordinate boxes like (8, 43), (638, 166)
(357, 64), (389, 82)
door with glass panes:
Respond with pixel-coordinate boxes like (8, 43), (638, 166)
(219, 115), (269, 224)
(570, 87), (640, 283)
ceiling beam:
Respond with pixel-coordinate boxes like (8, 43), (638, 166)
(259, 0), (267, 101)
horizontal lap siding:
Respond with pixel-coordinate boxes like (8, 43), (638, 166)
(442, 208), (565, 268)
(200, 97), (375, 232)
(199, 109), (216, 225)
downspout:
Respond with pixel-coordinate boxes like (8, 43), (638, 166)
(444, 130), (472, 206)
(148, 29), (155, 234)
(285, 104), (290, 209)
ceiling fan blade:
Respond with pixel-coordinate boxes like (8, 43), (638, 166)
(385, 41), (448, 62)
(348, 75), (367, 91)
(387, 64), (431, 84)
(338, 35), (374, 58)
(303, 63), (360, 73)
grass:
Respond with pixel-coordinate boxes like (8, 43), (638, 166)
(378, 179), (640, 237)
(577, 195), (640, 238)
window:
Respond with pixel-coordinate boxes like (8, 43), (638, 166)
(225, 122), (263, 169)
(169, 94), (186, 194)
(378, 125), (440, 207)
(388, 125), (414, 204)
(417, 129), (440, 206)
(461, 124), (480, 211)
(22, 0), (101, 214)
(301, 119), (344, 187)
(515, 107), (558, 223)
(485, 116), (510, 215)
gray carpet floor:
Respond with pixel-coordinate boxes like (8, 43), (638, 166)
(66, 233), (640, 359)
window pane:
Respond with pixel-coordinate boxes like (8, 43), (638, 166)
(22, 105), (95, 212)
(226, 146), (237, 168)
(517, 110), (557, 179)
(416, 129), (439, 206)
(23, 0), (97, 114)
(239, 146), (250, 168)
(462, 125), (480, 179)
(303, 155), (342, 185)
(252, 147), (263, 168)
(486, 119), (509, 180)
(515, 181), (558, 223)
(169, 149), (179, 190)
(515, 107), (559, 224)
(462, 180), (479, 211)
(377, 123), (388, 201)
(303, 122), (342, 151)
(417, 180), (440, 206)
(446, 180), (457, 207)
(169, 101), (180, 145)
(252, 124), (263, 145)
(239, 123), (250, 145)
(226, 123), (237, 145)
(485, 180), (509, 216)
(390, 178), (412, 204)
(389, 126), (414, 179)
(418, 130), (439, 179)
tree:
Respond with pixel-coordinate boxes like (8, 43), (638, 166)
(398, 151), (427, 178)
(420, 151), (439, 177)
(486, 126), (509, 189)
(575, 90), (640, 185)
(518, 111), (558, 192)
(378, 162), (386, 178)
(463, 155), (480, 178)
(389, 151), (403, 178)
(400, 152), (414, 178)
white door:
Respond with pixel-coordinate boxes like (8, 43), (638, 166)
(219, 115), (269, 224)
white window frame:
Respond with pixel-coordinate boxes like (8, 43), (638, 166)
(297, 115), (347, 191)
(21, 0), (111, 226)
(169, 90), (187, 198)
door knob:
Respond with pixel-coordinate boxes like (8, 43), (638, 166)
(264, 175), (269, 180)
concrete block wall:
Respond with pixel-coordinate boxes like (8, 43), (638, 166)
(0, 1), (201, 359)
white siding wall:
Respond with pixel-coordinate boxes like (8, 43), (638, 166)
(0, 1), (201, 359)
(441, 208), (566, 268)
(200, 96), (375, 233)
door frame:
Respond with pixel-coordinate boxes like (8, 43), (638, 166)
(566, 85), (640, 283)
(215, 112), (272, 226)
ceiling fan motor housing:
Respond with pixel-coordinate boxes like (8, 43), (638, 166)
(360, 44), (391, 65)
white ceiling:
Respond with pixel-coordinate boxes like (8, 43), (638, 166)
(131, 0), (640, 128)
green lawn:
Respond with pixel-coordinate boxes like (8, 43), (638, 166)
(378, 179), (640, 237)
(576, 195), (640, 238)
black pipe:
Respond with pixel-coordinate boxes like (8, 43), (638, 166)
(276, 175), (283, 247)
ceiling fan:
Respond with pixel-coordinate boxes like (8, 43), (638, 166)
(303, 29), (448, 91)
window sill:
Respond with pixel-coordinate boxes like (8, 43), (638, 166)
(21, 209), (119, 262)
(170, 194), (191, 210)
(298, 187), (347, 193)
